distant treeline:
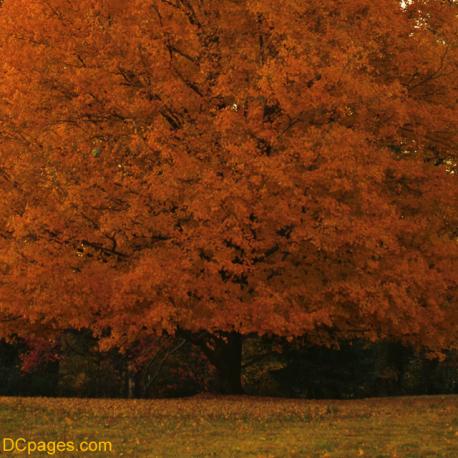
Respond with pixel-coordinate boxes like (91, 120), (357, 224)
(1, 333), (456, 399)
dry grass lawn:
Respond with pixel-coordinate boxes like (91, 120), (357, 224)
(0, 395), (457, 457)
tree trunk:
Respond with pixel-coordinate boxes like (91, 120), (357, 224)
(127, 372), (135, 399)
(122, 359), (136, 399)
(183, 331), (244, 395)
(211, 332), (243, 394)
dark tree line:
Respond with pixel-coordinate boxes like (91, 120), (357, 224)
(1, 334), (456, 399)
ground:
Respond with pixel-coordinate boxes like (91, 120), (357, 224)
(0, 395), (457, 457)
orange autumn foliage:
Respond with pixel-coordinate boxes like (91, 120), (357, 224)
(0, 0), (456, 358)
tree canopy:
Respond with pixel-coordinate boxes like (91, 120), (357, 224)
(0, 0), (457, 391)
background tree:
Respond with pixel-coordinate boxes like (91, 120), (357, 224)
(0, 0), (457, 393)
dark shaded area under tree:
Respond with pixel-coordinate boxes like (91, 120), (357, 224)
(1, 334), (456, 399)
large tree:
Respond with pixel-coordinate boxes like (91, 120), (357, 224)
(0, 0), (457, 393)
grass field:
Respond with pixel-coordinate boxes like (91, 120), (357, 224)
(0, 395), (457, 457)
